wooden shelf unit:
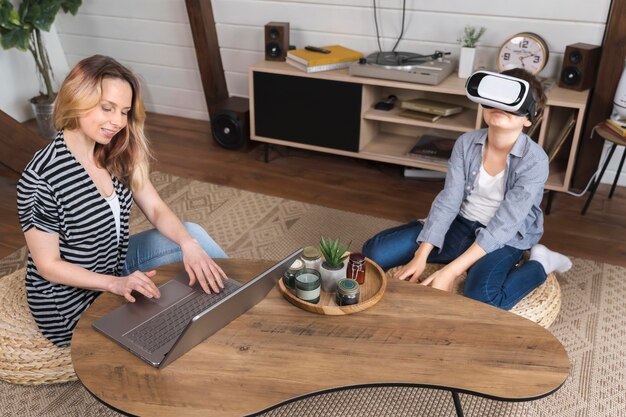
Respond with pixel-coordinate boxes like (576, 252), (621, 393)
(249, 61), (589, 192)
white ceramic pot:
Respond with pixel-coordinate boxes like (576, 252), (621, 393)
(458, 47), (476, 79)
(319, 261), (347, 293)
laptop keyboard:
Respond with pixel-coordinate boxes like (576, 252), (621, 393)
(125, 279), (242, 353)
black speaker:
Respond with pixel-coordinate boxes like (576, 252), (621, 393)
(264, 22), (289, 61)
(210, 97), (250, 150)
(558, 43), (601, 91)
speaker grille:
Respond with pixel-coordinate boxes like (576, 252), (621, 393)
(211, 110), (245, 149)
(561, 66), (582, 86)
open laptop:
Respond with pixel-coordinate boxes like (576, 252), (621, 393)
(93, 248), (303, 369)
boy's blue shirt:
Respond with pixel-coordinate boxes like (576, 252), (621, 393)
(418, 128), (549, 253)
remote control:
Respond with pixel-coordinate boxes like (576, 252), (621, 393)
(304, 46), (331, 54)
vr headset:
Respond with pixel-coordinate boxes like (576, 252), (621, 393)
(465, 71), (537, 123)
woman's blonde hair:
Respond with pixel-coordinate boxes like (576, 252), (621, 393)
(54, 55), (153, 190)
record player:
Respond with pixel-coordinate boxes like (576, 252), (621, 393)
(349, 50), (455, 86)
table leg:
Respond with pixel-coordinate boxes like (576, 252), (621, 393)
(451, 391), (465, 417)
(609, 147), (626, 199)
(582, 143), (616, 215)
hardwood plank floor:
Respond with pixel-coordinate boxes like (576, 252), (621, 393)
(2, 112), (624, 267)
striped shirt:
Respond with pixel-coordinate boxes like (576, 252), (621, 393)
(17, 131), (133, 347)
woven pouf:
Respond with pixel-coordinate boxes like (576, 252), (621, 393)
(0, 267), (77, 385)
(386, 265), (561, 328)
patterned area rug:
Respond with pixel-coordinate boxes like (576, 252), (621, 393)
(0, 172), (624, 417)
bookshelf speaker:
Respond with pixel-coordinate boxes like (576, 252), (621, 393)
(558, 43), (601, 91)
(264, 22), (289, 61)
(210, 97), (250, 150)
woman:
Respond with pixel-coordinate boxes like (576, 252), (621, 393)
(363, 69), (572, 309)
(17, 55), (228, 347)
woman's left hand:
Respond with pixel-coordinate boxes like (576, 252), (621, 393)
(181, 239), (228, 293)
(419, 267), (457, 292)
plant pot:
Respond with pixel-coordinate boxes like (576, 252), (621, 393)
(458, 47), (476, 79)
(30, 98), (57, 140)
(319, 261), (347, 293)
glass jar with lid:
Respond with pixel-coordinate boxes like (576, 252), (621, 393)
(283, 258), (304, 290)
(346, 252), (366, 285)
(336, 278), (360, 306)
(301, 246), (322, 271)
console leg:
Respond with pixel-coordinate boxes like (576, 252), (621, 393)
(451, 391), (464, 417)
(264, 144), (270, 163)
(545, 190), (555, 215)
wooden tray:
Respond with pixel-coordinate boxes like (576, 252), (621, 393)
(277, 258), (387, 315)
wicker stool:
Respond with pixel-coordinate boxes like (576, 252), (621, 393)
(386, 265), (561, 328)
(0, 267), (77, 385)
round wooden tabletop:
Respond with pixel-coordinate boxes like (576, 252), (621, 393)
(72, 259), (569, 417)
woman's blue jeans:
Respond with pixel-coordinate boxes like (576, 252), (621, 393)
(362, 216), (547, 310)
(122, 222), (228, 276)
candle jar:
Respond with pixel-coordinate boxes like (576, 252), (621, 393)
(283, 258), (304, 290)
(295, 268), (321, 304)
(336, 278), (360, 306)
(346, 253), (366, 285)
(301, 246), (322, 271)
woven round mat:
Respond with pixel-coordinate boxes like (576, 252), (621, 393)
(386, 265), (561, 328)
(0, 267), (76, 385)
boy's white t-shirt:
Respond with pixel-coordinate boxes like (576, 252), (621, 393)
(104, 189), (121, 243)
(459, 164), (506, 225)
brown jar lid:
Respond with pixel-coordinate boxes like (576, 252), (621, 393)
(302, 246), (321, 260)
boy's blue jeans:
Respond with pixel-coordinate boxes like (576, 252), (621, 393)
(362, 216), (547, 310)
(122, 222), (228, 276)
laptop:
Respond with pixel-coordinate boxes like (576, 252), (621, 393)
(93, 248), (303, 369)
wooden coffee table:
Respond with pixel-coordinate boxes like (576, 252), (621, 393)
(72, 259), (569, 417)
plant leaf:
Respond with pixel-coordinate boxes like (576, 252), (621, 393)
(60, 0), (81, 15)
(0, 26), (29, 50)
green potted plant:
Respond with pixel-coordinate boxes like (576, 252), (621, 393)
(0, 0), (82, 138)
(319, 237), (350, 293)
(458, 25), (486, 79)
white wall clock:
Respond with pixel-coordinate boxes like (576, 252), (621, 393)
(497, 32), (549, 75)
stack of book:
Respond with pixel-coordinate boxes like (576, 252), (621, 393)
(603, 118), (626, 137)
(286, 45), (363, 73)
(406, 132), (456, 163)
(398, 98), (463, 122)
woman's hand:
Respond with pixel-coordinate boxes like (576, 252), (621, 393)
(111, 270), (161, 302)
(181, 239), (228, 294)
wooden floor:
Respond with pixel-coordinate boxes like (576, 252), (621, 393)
(2, 112), (625, 266)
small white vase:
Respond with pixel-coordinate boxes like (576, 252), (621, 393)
(458, 47), (476, 79)
(319, 261), (347, 293)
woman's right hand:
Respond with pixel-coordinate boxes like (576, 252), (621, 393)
(110, 270), (161, 302)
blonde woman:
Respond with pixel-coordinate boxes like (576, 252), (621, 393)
(17, 55), (228, 347)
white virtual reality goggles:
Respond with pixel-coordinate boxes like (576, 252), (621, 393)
(465, 71), (537, 123)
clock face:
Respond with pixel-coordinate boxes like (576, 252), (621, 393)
(497, 32), (549, 75)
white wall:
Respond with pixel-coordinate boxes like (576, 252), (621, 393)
(52, 0), (610, 123)
(5, 0), (621, 185)
(0, 27), (69, 122)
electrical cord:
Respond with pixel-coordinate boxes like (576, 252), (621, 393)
(563, 141), (614, 197)
(372, 0), (407, 53)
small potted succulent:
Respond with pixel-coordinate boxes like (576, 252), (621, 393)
(319, 237), (350, 293)
(457, 25), (486, 79)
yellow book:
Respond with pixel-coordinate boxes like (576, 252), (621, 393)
(287, 45), (363, 67)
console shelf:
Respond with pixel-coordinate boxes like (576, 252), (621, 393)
(249, 61), (589, 192)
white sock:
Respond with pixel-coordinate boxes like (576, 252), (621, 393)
(530, 244), (572, 274)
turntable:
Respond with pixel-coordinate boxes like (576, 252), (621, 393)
(349, 51), (455, 86)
